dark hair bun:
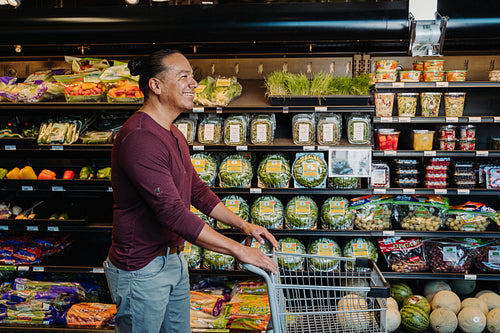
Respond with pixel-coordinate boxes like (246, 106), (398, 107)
(128, 57), (144, 76)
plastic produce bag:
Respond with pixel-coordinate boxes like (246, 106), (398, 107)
(317, 113), (342, 145)
(292, 152), (327, 188)
(57, 302), (116, 327)
(257, 154), (291, 188)
(174, 117), (197, 144)
(218, 154), (253, 188)
(190, 152), (218, 186)
(184, 241), (203, 269)
(216, 195), (249, 229)
(277, 237), (306, 271)
(444, 201), (499, 232)
(393, 195), (449, 232)
(424, 239), (475, 273)
(197, 116), (223, 144)
(378, 237), (427, 272)
(307, 238), (342, 272)
(320, 196), (353, 230)
(203, 249), (234, 270)
(223, 115), (248, 146)
(285, 196), (318, 230)
(250, 113), (275, 145)
(190, 205), (214, 227)
(342, 237), (378, 272)
(349, 195), (393, 230)
(292, 113), (315, 145)
(250, 195), (284, 229)
(347, 114), (371, 144)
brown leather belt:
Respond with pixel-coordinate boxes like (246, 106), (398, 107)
(158, 245), (184, 256)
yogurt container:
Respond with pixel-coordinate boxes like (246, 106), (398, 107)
(400, 70), (421, 82)
(423, 60), (445, 71)
(374, 93), (395, 116)
(420, 92), (442, 117)
(444, 92), (466, 117)
(446, 70), (467, 82)
(397, 93), (418, 116)
(376, 60), (398, 71)
(423, 71), (445, 82)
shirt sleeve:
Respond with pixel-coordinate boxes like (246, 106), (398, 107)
(118, 129), (205, 242)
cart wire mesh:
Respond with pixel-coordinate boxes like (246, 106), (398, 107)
(244, 251), (390, 333)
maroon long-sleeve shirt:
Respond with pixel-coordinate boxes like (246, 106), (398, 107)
(108, 111), (221, 271)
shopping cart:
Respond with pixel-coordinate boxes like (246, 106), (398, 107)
(243, 251), (390, 333)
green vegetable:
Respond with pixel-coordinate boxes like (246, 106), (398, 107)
(250, 114), (275, 145)
(320, 197), (353, 230)
(264, 71), (289, 96)
(212, 77), (242, 106)
(347, 114), (371, 144)
(190, 152), (218, 186)
(349, 74), (372, 95)
(191, 205), (214, 227)
(197, 117), (223, 144)
(193, 76), (216, 106)
(174, 118), (196, 144)
(292, 154), (327, 188)
(217, 195), (249, 229)
(307, 238), (342, 272)
(309, 72), (334, 95)
(329, 176), (359, 189)
(285, 73), (310, 96)
(79, 166), (94, 180)
(97, 167), (111, 179)
(80, 131), (113, 144)
(250, 195), (284, 229)
(257, 154), (291, 188)
(285, 196), (318, 229)
(0, 168), (7, 179)
(218, 154), (253, 188)
(203, 249), (234, 270)
(329, 76), (352, 95)
(184, 242), (203, 269)
(277, 237), (306, 271)
(292, 114), (315, 145)
(342, 237), (378, 272)
(316, 113), (341, 145)
(223, 115), (247, 145)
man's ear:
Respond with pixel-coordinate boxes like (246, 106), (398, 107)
(149, 78), (162, 95)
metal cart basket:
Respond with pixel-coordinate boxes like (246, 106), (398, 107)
(243, 251), (390, 333)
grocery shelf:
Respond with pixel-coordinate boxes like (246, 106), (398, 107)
(0, 220), (112, 233)
(375, 81), (500, 89)
(373, 150), (500, 157)
(210, 187), (370, 196)
(0, 265), (106, 275)
(383, 272), (500, 281)
(0, 179), (112, 193)
(373, 116), (500, 123)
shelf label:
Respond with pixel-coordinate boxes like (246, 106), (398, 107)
(373, 188), (387, 194)
(494, 117), (500, 123)
(464, 274), (477, 281)
(47, 226), (59, 232)
(192, 145), (204, 151)
(457, 189), (470, 195)
(314, 106), (328, 112)
(51, 145), (64, 151)
(383, 230), (395, 236)
(192, 107), (204, 113)
(380, 117), (393, 123)
(18, 266), (29, 271)
(383, 150), (397, 156)
(392, 82), (405, 88)
(236, 145), (248, 151)
(22, 186), (33, 192)
(398, 117), (411, 123)
(0, 226), (8, 231)
(424, 151), (437, 156)
(52, 186), (65, 192)
(434, 189), (448, 195)
(436, 81), (449, 87)
(92, 268), (105, 273)
(403, 188), (416, 194)
(303, 146), (315, 151)
(476, 150), (489, 156)
(446, 117), (459, 123)
(282, 107), (289, 114)
(4, 145), (16, 150)
(107, 187), (113, 192)
(27, 226), (38, 232)
(33, 266), (44, 272)
(216, 107), (223, 114)
(469, 117), (482, 123)
(250, 188), (262, 194)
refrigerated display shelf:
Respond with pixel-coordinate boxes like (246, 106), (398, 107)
(373, 116), (500, 123)
(0, 179), (112, 193)
(373, 150), (500, 157)
(0, 220), (112, 233)
(375, 81), (500, 89)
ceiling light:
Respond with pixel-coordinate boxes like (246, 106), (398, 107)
(125, 0), (140, 4)
(7, 0), (20, 7)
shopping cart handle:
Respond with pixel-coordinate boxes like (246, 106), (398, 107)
(241, 263), (270, 279)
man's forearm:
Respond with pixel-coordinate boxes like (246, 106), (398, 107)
(208, 202), (247, 231)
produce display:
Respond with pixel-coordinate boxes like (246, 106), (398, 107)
(203, 249), (234, 270)
(347, 114), (371, 144)
(277, 237), (306, 271)
(194, 76), (242, 107)
(292, 153), (327, 188)
(63, 81), (106, 103)
(393, 195), (448, 231)
(349, 195), (393, 230)
(218, 154), (253, 188)
(284, 196), (318, 229)
(250, 195), (284, 229)
(316, 113), (341, 145)
(190, 152), (218, 186)
(223, 115), (248, 146)
(256, 154), (291, 188)
(473, 240), (500, 273)
(217, 195), (249, 229)
(197, 116), (223, 144)
(379, 237), (427, 273)
(292, 113), (315, 145)
(306, 238), (341, 272)
(342, 237), (378, 271)
(37, 120), (81, 145)
(425, 239), (474, 273)
(400, 304), (430, 333)
(250, 114), (275, 145)
(444, 202), (498, 232)
(320, 196), (353, 230)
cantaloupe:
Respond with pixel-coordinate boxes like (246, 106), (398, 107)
(476, 290), (496, 298)
(478, 293), (500, 311)
(336, 294), (372, 332)
(458, 307), (486, 333)
(487, 308), (500, 333)
(424, 280), (452, 302)
(387, 297), (399, 311)
(450, 280), (476, 297)
(431, 290), (461, 314)
(386, 307), (401, 333)
(461, 297), (489, 315)
(430, 307), (458, 333)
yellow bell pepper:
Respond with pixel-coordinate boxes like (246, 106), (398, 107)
(6, 167), (20, 179)
(19, 166), (37, 180)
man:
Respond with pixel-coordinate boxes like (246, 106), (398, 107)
(104, 49), (278, 333)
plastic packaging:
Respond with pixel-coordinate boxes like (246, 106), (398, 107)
(257, 154), (291, 188)
(374, 93), (395, 117)
(458, 138), (476, 151)
(420, 92), (442, 117)
(370, 162), (390, 188)
(423, 71), (444, 82)
(217, 195), (249, 229)
(400, 71), (421, 82)
(277, 237), (305, 271)
(224, 115), (248, 146)
(197, 116), (223, 144)
(393, 195), (449, 231)
(320, 196), (353, 230)
(438, 125), (456, 140)
(307, 238), (342, 272)
(446, 70), (467, 82)
(292, 113), (315, 145)
(424, 239), (475, 273)
(292, 153), (327, 188)
(342, 237), (378, 272)
(349, 195), (393, 230)
(423, 60), (445, 71)
(376, 129), (400, 150)
(316, 113), (341, 145)
(378, 237), (427, 273)
(489, 70), (500, 81)
(347, 114), (371, 144)
(218, 154), (253, 188)
(285, 196), (318, 230)
(412, 130), (435, 150)
(444, 92), (466, 117)
(203, 249), (234, 270)
(413, 62), (424, 71)
(250, 114), (275, 145)
(190, 152), (218, 186)
(174, 117), (197, 145)
(250, 195), (285, 229)
(445, 202), (498, 231)
(191, 205), (214, 227)
(459, 125), (476, 140)
(183, 242), (203, 269)
(453, 162), (476, 189)
(376, 60), (398, 70)
(397, 93), (418, 116)
(63, 81), (106, 102)
(438, 139), (456, 151)
(375, 70), (397, 82)
(473, 240), (500, 273)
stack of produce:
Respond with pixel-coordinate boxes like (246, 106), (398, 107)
(425, 158), (450, 189)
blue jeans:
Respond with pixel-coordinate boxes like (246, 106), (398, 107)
(104, 252), (190, 333)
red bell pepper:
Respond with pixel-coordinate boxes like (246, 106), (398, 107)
(38, 169), (56, 180)
(62, 170), (75, 180)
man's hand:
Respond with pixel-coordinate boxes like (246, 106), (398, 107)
(241, 222), (279, 250)
(237, 245), (278, 274)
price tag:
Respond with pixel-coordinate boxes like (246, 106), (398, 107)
(303, 146), (315, 151)
(27, 226), (38, 232)
(434, 189), (448, 195)
(392, 82), (405, 88)
(464, 274), (477, 280)
(33, 267), (44, 272)
(51, 145), (64, 151)
(494, 117), (500, 123)
(192, 145), (204, 151)
(403, 188), (416, 194)
(282, 107), (289, 114)
(216, 107), (223, 114)
(457, 189), (470, 195)
(446, 117), (459, 123)
(476, 151), (489, 156)
(383, 150), (397, 156)
(52, 186), (65, 192)
(107, 187), (113, 192)
(250, 188), (262, 194)
(398, 117), (411, 123)
(380, 117), (393, 123)
(192, 107), (204, 113)
(424, 151), (437, 156)
(315, 106), (328, 112)
(47, 226), (59, 232)
(4, 145), (16, 150)
(436, 81), (449, 87)
(469, 117), (482, 123)
(383, 230), (395, 236)
(18, 266), (29, 271)
(236, 146), (248, 151)
(373, 188), (387, 194)
(0, 226), (8, 231)
(92, 268), (105, 273)
(22, 186), (34, 191)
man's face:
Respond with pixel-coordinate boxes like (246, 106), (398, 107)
(156, 53), (197, 112)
